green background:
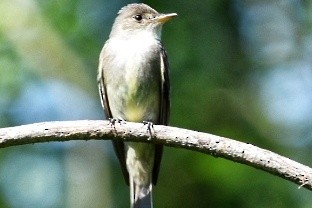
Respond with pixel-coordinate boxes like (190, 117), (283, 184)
(0, 0), (312, 207)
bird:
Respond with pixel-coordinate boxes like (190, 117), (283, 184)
(98, 3), (177, 208)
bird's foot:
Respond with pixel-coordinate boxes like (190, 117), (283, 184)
(108, 118), (126, 128)
(143, 121), (154, 140)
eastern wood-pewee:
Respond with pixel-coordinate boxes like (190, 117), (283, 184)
(98, 3), (176, 208)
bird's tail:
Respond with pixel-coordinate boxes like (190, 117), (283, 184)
(130, 178), (153, 208)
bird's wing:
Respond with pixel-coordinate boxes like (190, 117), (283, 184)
(160, 45), (171, 126)
(98, 45), (130, 185)
(152, 45), (171, 185)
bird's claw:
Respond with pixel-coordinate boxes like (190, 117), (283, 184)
(143, 121), (154, 139)
(109, 118), (126, 127)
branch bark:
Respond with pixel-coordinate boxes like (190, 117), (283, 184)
(0, 120), (311, 191)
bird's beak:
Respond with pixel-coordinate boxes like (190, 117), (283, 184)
(156, 13), (178, 23)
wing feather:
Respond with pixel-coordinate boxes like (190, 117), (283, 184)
(152, 44), (171, 185)
(98, 45), (130, 185)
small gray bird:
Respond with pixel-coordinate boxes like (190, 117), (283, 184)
(98, 3), (176, 208)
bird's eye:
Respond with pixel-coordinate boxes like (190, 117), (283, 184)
(134, 14), (142, 21)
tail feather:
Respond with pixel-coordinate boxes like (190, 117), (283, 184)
(131, 179), (153, 208)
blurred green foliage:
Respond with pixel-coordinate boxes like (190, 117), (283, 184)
(0, 0), (311, 207)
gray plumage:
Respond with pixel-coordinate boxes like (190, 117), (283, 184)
(98, 3), (176, 208)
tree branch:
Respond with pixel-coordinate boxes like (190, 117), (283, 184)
(0, 120), (311, 191)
